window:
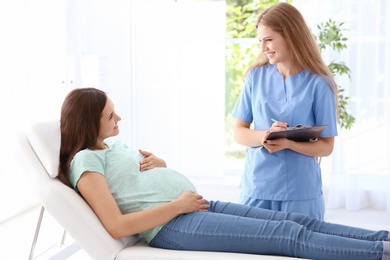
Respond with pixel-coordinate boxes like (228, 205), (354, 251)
(295, 0), (390, 211)
(224, 0), (289, 178)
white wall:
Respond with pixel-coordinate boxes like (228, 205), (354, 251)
(66, 0), (226, 177)
(1, 0), (227, 221)
(129, 1), (225, 178)
(0, 0), (70, 222)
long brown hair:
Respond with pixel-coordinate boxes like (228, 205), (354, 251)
(247, 3), (337, 96)
(58, 88), (107, 187)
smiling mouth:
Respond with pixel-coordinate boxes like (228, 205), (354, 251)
(267, 52), (275, 59)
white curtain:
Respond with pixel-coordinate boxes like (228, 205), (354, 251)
(294, 0), (390, 211)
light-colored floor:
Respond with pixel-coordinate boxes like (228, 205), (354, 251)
(0, 205), (90, 260)
(1, 204), (389, 260)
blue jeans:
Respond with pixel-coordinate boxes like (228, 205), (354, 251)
(150, 201), (390, 260)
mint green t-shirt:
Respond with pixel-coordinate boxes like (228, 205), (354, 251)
(69, 139), (197, 243)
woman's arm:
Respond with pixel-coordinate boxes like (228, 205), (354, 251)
(234, 118), (334, 157)
(233, 119), (265, 147)
(290, 137), (334, 157)
(77, 171), (209, 239)
(263, 136), (334, 157)
(233, 118), (287, 148)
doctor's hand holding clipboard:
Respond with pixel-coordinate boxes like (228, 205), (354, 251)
(262, 118), (328, 154)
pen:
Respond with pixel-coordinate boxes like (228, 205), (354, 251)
(271, 118), (289, 128)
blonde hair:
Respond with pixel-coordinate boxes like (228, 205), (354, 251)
(247, 3), (337, 97)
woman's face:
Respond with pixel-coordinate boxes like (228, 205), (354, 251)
(98, 98), (121, 142)
(257, 24), (292, 65)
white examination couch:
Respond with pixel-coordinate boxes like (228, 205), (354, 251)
(16, 119), (298, 260)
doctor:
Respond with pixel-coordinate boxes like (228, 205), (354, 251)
(232, 2), (338, 220)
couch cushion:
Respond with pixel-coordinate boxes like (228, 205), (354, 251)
(27, 119), (61, 178)
(116, 240), (298, 260)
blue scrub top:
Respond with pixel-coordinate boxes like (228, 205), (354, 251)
(232, 64), (338, 201)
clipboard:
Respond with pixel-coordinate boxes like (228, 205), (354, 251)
(266, 125), (328, 142)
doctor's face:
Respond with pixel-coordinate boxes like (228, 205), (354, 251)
(257, 24), (292, 65)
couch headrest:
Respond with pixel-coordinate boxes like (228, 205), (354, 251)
(27, 119), (61, 178)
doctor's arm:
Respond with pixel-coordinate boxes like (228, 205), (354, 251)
(77, 171), (209, 239)
(233, 118), (287, 147)
(264, 136), (334, 157)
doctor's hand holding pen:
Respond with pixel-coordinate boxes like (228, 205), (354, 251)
(262, 118), (290, 153)
(270, 118), (288, 131)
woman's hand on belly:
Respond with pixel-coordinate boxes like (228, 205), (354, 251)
(173, 191), (210, 214)
(139, 149), (167, 171)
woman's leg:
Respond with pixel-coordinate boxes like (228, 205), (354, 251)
(210, 201), (389, 242)
(150, 208), (390, 260)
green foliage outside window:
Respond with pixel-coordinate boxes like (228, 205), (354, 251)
(316, 19), (355, 130)
(225, 0), (283, 118)
(225, 0), (291, 159)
